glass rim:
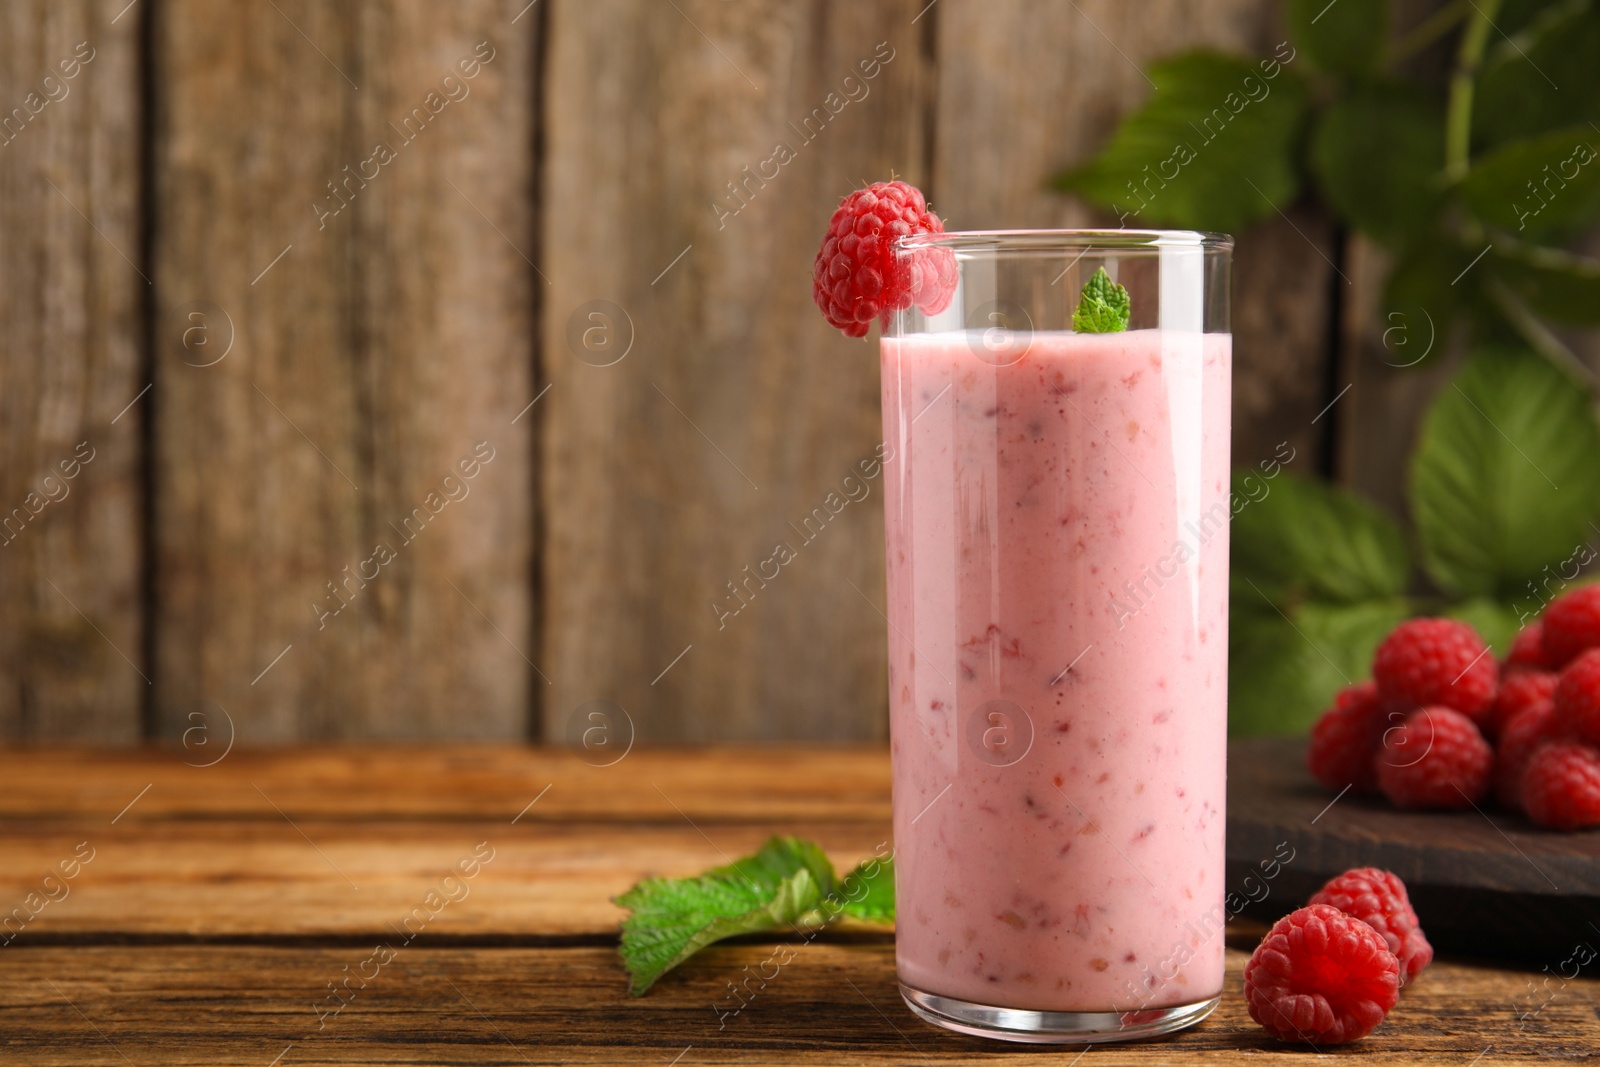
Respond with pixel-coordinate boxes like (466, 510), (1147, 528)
(894, 228), (1233, 253)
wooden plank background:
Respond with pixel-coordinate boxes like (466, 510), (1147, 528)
(0, 0), (1483, 743)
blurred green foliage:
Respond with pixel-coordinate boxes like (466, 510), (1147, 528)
(1052, 0), (1600, 734)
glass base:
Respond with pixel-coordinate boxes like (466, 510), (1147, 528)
(899, 983), (1219, 1044)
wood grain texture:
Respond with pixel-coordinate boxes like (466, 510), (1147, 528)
(933, 0), (1337, 474)
(0, 745), (892, 821)
(540, 0), (929, 743)
(0, 2), (143, 740)
(0, 821), (893, 940)
(153, 1), (535, 741)
(1229, 736), (1600, 958)
(0, 943), (1591, 1065)
(0, 746), (1591, 1063)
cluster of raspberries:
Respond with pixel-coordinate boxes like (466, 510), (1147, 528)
(1244, 867), (1430, 1044)
(1306, 585), (1600, 830)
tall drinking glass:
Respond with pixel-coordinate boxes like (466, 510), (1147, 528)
(881, 231), (1232, 1043)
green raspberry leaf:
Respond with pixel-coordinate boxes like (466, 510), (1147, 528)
(614, 836), (837, 996)
(1052, 51), (1311, 233)
(1073, 267), (1131, 333)
(836, 854), (895, 924)
(1286, 0), (1387, 80)
(1410, 346), (1600, 598)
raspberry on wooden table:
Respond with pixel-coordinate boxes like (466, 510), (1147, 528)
(1506, 622), (1554, 674)
(1372, 618), (1496, 723)
(1553, 647), (1600, 745)
(1308, 868), (1432, 985)
(1306, 681), (1388, 793)
(1375, 707), (1492, 809)
(1521, 741), (1600, 830)
(811, 181), (955, 338)
(1488, 671), (1558, 739)
(1541, 585), (1600, 667)
(1495, 702), (1559, 811)
(1244, 904), (1400, 1045)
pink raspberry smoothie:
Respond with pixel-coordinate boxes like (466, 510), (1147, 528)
(881, 326), (1231, 1014)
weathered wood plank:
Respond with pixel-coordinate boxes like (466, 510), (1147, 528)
(934, 0), (1336, 475)
(0, 820), (892, 939)
(0, 746), (893, 822)
(0, 1), (143, 740)
(153, 1), (535, 741)
(541, 0), (929, 742)
(0, 943), (1589, 1065)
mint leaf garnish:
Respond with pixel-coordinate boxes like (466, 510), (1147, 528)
(616, 837), (896, 996)
(836, 855), (894, 923)
(1073, 266), (1131, 333)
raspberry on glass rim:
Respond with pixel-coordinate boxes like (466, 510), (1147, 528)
(811, 180), (956, 337)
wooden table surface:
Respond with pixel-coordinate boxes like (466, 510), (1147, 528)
(0, 746), (1593, 1065)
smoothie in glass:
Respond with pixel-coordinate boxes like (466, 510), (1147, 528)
(880, 232), (1231, 1041)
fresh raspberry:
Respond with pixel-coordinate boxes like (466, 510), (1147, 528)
(1505, 622), (1554, 674)
(1307, 682), (1388, 793)
(1308, 868), (1433, 985)
(1494, 702), (1558, 810)
(1487, 671), (1558, 739)
(1553, 648), (1600, 745)
(1375, 707), (1492, 809)
(1541, 585), (1600, 667)
(1521, 741), (1600, 830)
(1244, 904), (1400, 1045)
(1372, 618), (1497, 723)
(811, 181), (956, 338)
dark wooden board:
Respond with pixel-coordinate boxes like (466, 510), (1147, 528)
(1227, 736), (1600, 959)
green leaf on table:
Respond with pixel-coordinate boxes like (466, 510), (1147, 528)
(836, 855), (895, 924)
(1229, 597), (1410, 736)
(1445, 597), (1525, 657)
(1463, 126), (1600, 242)
(1474, 0), (1600, 146)
(1232, 470), (1410, 605)
(1310, 86), (1446, 247)
(1410, 347), (1600, 598)
(1073, 266), (1131, 333)
(1287, 0), (1388, 79)
(1052, 52), (1311, 233)
(614, 836), (837, 996)
(1488, 242), (1600, 325)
